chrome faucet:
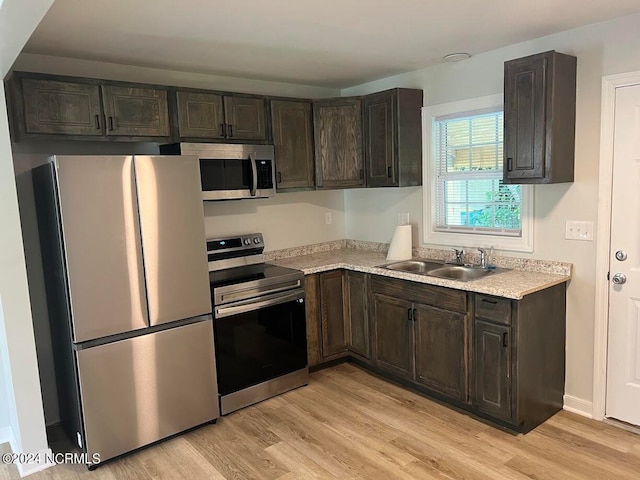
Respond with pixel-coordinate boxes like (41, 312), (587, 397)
(451, 248), (465, 265)
(477, 247), (489, 269)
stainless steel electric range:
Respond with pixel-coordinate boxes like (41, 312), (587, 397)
(207, 233), (308, 415)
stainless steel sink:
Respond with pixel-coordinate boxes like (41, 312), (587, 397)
(379, 259), (506, 282)
(426, 265), (494, 281)
(381, 260), (444, 274)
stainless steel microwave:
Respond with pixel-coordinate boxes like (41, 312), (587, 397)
(160, 143), (276, 200)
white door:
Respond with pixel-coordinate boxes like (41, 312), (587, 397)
(606, 83), (640, 426)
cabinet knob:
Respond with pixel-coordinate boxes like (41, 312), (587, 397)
(228, 124), (233, 138)
(220, 123), (226, 137)
(387, 166), (392, 178)
(507, 158), (513, 171)
(277, 172), (282, 184)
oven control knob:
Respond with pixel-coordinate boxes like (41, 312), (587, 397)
(253, 237), (261, 244)
(243, 238), (251, 246)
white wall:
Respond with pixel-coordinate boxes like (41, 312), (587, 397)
(13, 53), (341, 98)
(0, 333), (10, 440)
(343, 13), (640, 408)
(0, 0), (53, 473)
(204, 190), (346, 249)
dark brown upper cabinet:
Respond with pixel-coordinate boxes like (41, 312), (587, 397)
(176, 91), (267, 141)
(10, 72), (171, 140)
(176, 91), (225, 139)
(364, 88), (422, 187)
(270, 99), (315, 191)
(503, 50), (576, 184)
(223, 96), (267, 141)
(102, 85), (170, 137)
(20, 77), (103, 136)
(313, 98), (364, 189)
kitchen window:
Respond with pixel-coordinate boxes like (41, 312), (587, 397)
(423, 94), (533, 252)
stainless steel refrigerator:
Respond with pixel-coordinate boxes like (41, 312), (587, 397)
(33, 155), (219, 465)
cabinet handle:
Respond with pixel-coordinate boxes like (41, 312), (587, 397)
(387, 166), (392, 178)
(228, 124), (233, 138)
(220, 123), (226, 137)
(94, 115), (101, 130)
(277, 172), (282, 184)
(507, 158), (513, 171)
(412, 308), (417, 322)
(481, 299), (498, 305)
(360, 168), (364, 179)
(502, 332), (508, 348)
(108, 116), (114, 131)
(407, 308), (413, 322)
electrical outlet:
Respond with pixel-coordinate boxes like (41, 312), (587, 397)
(398, 212), (410, 226)
(325, 212), (332, 225)
(565, 220), (594, 241)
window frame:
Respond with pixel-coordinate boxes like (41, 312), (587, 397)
(422, 94), (534, 253)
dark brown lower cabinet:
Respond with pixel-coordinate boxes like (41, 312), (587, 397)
(474, 320), (511, 420)
(304, 275), (322, 367)
(414, 304), (469, 402)
(346, 271), (370, 361)
(303, 270), (566, 433)
(319, 271), (348, 360)
(373, 293), (414, 379)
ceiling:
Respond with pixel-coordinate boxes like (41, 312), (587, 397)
(23, 0), (640, 88)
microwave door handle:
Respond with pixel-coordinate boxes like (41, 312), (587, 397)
(249, 153), (258, 197)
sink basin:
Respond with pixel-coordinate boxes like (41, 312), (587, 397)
(381, 260), (444, 274)
(427, 265), (494, 281)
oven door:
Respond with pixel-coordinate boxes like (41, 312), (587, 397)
(213, 289), (307, 397)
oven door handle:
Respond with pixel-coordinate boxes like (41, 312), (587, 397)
(215, 289), (304, 319)
(249, 153), (258, 197)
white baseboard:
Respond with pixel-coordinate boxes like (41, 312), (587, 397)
(563, 394), (594, 419)
(15, 448), (53, 478)
(8, 434), (53, 478)
(0, 426), (11, 444)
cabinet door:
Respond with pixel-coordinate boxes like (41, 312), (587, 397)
(270, 100), (315, 190)
(313, 99), (364, 189)
(176, 91), (225, 139)
(304, 275), (322, 367)
(474, 319), (512, 420)
(414, 304), (468, 401)
(364, 90), (396, 187)
(346, 271), (370, 360)
(319, 270), (348, 359)
(21, 78), (103, 135)
(373, 293), (414, 379)
(223, 96), (267, 140)
(504, 53), (547, 180)
(102, 85), (170, 137)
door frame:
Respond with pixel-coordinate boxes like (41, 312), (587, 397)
(593, 70), (640, 420)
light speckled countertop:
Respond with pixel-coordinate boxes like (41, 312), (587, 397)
(269, 249), (571, 300)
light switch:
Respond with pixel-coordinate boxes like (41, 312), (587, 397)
(565, 220), (594, 241)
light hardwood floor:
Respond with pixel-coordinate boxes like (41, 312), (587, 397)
(2, 363), (640, 480)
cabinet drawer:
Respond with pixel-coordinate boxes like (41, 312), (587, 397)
(475, 295), (512, 325)
(370, 275), (466, 313)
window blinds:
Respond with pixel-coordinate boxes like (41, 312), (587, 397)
(433, 110), (522, 236)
